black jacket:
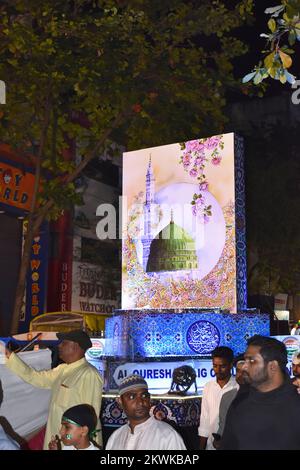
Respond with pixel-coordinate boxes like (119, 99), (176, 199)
(221, 379), (300, 450)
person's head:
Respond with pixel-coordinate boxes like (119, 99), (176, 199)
(60, 404), (97, 448)
(242, 335), (287, 391)
(211, 346), (234, 381)
(2, 169), (12, 185)
(233, 354), (245, 386)
(57, 330), (92, 364)
(117, 374), (150, 428)
(292, 351), (300, 378)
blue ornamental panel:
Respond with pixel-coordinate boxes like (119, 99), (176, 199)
(186, 321), (220, 354)
(234, 135), (247, 310)
(105, 309), (270, 359)
(101, 395), (201, 428)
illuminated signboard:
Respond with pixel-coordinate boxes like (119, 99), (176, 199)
(0, 162), (35, 211)
(122, 133), (246, 312)
(22, 222), (49, 331)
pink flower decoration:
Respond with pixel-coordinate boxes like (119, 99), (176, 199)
(205, 137), (220, 150)
(195, 196), (205, 206)
(185, 140), (205, 153)
(180, 135), (224, 224)
(194, 156), (205, 165)
(189, 167), (198, 177)
(182, 153), (191, 168)
(212, 156), (222, 166)
(192, 205), (198, 217)
(199, 181), (209, 191)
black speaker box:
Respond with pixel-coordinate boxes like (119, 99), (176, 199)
(247, 295), (274, 315)
(248, 294), (289, 335)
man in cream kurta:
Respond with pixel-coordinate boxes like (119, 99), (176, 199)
(6, 330), (103, 450)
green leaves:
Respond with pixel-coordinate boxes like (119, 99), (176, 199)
(268, 18), (277, 33)
(242, 71), (256, 83)
(264, 5), (285, 17)
(244, 1), (300, 85)
(264, 51), (276, 69)
(0, 0), (255, 221)
(253, 69), (268, 84)
(242, 68), (268, 85)
(278, 49), (293, 68)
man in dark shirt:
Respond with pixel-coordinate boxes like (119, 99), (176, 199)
(221, 335), (300, 450)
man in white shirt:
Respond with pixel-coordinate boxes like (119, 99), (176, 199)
(105, 374), (186, 450)
(198, 346), (238, 450)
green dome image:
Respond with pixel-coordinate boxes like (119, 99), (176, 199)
(146, 219), (198, 272)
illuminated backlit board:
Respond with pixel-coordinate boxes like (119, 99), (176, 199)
(122, 133), (246, 312)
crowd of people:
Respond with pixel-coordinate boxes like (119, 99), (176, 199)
(2, 329), (300, 450)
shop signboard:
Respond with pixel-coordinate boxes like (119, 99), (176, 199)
(272, 335), (300, 375)
(21, 222), (49, 332)
(72, 261), (118, 315)
(0, 161), (35, 211)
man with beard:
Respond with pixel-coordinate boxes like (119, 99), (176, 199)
(198, 346), (238, 450)
(221, 335), (300, 450)
(5, 329), (103, 450)
(105, 374), (186, 450)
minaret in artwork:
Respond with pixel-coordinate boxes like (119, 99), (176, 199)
(142, 155), (155, 270)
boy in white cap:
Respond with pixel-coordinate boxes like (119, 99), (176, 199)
(105, 374), (186, 450)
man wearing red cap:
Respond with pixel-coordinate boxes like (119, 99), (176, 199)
(5, 329), (103, 450)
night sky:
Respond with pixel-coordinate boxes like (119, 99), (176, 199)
(225, 1), (300, 297)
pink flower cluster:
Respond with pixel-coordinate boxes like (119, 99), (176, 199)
(199, 181), (209, 191)
(182, 153), (192, 168)
(179, 135), (224, 223)
(185, 140), (205, 153)
(212, 156), (222, 166)
(205, 136), (220, 150)
(191, 195), (211, 223)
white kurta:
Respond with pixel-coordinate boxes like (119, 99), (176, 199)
(106, 416), (186, 450)
(198, 376), (238, 450)
(0, 424), (20, 450)
(63, 442), (99, 450)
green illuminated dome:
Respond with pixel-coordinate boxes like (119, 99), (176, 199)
(146, 220), (198, 272)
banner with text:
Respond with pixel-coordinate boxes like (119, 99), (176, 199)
(22, 222), (49, 332)
(72, 261), (118, 315)
(110, 359), (221, 392)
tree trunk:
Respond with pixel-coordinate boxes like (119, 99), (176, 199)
(10, 108), (127, 334)
(10, 97), (51, 334)
(10, 218), (37, 334)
